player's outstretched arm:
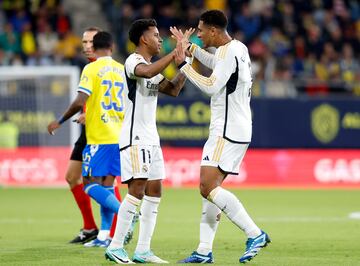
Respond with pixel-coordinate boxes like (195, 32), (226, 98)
(134, 51), (175, 79)
(190, 44), (216, 69)
(174, 43), (234, 96)
(159, 73), (186, 97)
(159, 41), (187, 97)
(47, 92), (88, 135)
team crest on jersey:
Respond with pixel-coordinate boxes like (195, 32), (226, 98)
(90, 145), (99, 156)
(142, 165), (148, 173)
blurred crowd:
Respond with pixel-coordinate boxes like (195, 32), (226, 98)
(1, 0), (359, 97)
(0, 0), (86, 68)
(103, 0), (360, 96)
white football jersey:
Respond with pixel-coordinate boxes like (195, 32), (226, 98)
(120, 53), (165, 149)
(180, 40), (253, 143)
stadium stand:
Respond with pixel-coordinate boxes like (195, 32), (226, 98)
(100, 0), (360, 97)
(0, 0), (359, 97)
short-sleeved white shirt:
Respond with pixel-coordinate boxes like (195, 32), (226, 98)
(120, 53), (165, 149)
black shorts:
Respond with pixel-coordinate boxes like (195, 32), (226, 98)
(70, 125), (87, 161)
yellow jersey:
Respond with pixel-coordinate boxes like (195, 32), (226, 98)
(78, 56), (125, 144)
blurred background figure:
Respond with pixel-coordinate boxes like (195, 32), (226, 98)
(0, 114), (19, 149)
(0, 0), (358, 97)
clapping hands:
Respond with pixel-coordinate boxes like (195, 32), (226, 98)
(170, 26), (195, 66)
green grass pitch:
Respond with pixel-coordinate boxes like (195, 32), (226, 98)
(1, 187), (360, 265)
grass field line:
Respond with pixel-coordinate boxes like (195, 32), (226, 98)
(0, 218), (74, 224)
(256, 216), (354, 222)
(0, 215), (356, 224)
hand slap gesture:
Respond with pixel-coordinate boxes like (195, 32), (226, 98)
(170, 26), (195, 54)
(174, 41), (186, 66)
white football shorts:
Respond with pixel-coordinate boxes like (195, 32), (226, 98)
(201, 136), (249, 175)
(120, 145), (166, 183)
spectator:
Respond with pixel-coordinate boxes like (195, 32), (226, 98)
(37, 23), (58, 58)
(51, 4), (72, 35)
(340, 43), (360, 90)
(233, 3), (261, 43)
(54, 30), (81, 64)
(1, 0), (359, 98)
(0, 23), (21, 56)
(0, 115), (19, 149)
(9, 9), (30, 33)
(157, 3), (180, 29)
(0, 9), (6, 32)
(21, 22), (36, 58)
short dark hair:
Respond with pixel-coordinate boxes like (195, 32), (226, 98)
(84, 26), (102, 32)
(129, 19), (157, 45)
(93, 31), (113, 50)
(200, 10), (228, 29)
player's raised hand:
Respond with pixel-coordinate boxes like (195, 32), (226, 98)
(170, 26), (183, 41)
(174, 41), (186, 66)
(47, 120), (61, 135)
(170, 26), (194, 54)
(170, 26), (195, 41)
(183, 27), (195, 40)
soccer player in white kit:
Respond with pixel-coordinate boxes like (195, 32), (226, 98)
(105, 19), (190, 264)
(172, 10), (271, 264)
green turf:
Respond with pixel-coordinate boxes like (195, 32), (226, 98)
(1, 188), (360, 265)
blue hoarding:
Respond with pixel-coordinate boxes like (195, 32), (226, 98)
(157, 97), (360, 148)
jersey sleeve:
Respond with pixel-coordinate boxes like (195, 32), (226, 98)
(153, 73), (165, 84)
(189, 43), (216, 70)
(78, 64), (93, 96)
(180, 45), (235, 96)
(125, 54), (148, 79)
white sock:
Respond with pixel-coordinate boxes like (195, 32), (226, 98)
(208, 187), (261, 238)
(109, 194), (141, 249)
(97, 230), (109, 241)
(135, 195), (161, 253)
(196, 198), (221, 255)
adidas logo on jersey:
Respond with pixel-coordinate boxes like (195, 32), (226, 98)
(135, 136), (140, 140)
(203, 156), (210, 161)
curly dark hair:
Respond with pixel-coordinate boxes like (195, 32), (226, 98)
(200, 10), (228, 29)
(93, 31), (113, 50)
(129, 19), (157, 45)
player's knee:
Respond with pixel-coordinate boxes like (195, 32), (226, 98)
(146, 188), (161, 198)
(82, 176), (100, 187)
(102, 175), (115, 186)
(128, 181), (146, 200)
(129, 190), (145, 200)
(145, 181), (162, 197)
(83, 177), (90, 186)
(64, 173), (72, 184)
(199, 182), (211, 199)
(65, 172), (81, 186)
